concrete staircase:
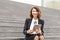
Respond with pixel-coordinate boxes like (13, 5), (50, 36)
(0, 0), (60, 40)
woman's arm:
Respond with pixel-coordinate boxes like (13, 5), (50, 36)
(23, 18), (34, 35)
(41, 20), (44, 35)
(23, 19), (28, 35)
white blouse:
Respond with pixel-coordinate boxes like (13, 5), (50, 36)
(30, 18), (38, 34)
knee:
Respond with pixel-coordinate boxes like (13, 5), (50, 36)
(40, 36), (44, 39)
(34, 35), (39, 40)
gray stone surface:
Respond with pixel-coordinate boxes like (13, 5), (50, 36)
(0, 0), (60, 40)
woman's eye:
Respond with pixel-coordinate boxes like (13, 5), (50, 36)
(32, 11), (36, 12)
(32, 11), (35, 12)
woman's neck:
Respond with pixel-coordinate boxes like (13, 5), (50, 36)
(33, 17), (38, 20)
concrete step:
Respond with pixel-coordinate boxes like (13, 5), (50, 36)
(0, 23), (24, 27)
(0, 23), (60, 28)
(44, 28), (60, 33)
(0, 32), (59, 37)
(0, 32), (24, 37)
(0, 27), (59, 33)
(44, 33), (60, 36)
(0, 36), (60, 40)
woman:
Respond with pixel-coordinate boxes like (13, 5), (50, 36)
(23, 6), (44, 40)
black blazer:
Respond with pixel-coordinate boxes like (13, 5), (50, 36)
(23, 18), (44, 37)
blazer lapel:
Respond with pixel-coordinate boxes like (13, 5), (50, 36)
(38, 18), (41, 24)
(28, 18), (32, 28)
(38, 18), (40, 24)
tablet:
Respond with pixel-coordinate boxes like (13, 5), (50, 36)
(33, 24), (41, 31)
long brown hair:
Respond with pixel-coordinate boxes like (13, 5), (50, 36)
(30, 6), (41, 19)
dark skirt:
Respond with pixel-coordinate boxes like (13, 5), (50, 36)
(25, 34), (36, 40)
(25, 34), (43, 40)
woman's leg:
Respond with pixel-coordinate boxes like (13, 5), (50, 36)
(34, 35), (44, 40)
(39, 35), (44, 40)
(34, 35), (39, 40)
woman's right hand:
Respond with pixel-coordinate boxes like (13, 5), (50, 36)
(27, 29), (33, 34)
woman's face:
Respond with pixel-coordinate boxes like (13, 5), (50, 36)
(32, 8), (38, 18)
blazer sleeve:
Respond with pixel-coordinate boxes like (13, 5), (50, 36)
(41, 20), (44, 35)
(23, 18), (29, 35)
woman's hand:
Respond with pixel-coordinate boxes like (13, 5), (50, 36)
(27, 29), (33, 34)
(35, 29), (42, 34)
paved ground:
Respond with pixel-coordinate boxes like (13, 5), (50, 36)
(0, 0), (60, 40)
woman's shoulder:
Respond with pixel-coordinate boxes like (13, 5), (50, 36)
(25, 18), (32, 21)
(39, 18), (44, 21)
(26, 18), (31, 20)
(39, 18), (44, 23)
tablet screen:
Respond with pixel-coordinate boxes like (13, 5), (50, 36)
(33, 24), (41, 31)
